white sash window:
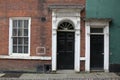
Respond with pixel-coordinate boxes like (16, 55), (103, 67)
(9, 17), (31, 56)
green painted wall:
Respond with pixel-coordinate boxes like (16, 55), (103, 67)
(86, 0), (120, 64)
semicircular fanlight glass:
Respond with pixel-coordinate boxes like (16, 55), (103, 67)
(58, 22), (74, 30)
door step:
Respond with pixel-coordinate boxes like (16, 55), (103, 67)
(90, 68), (104, 72)
(56, 70), (75, 74)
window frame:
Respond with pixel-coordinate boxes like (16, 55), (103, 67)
(9, 17), (31, 56)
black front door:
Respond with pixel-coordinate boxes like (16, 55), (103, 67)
(90, 35), (104, 70)
(57, 32), (74, 70)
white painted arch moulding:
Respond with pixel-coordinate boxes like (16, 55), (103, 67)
(51, 5), (84, 72)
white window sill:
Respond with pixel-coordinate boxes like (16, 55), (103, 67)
(0, 55), (51, 60)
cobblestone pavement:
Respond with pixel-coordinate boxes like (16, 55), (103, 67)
(0, 72), (119, 80)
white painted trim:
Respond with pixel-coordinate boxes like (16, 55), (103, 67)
(9, 17), (31, 56)
(75, 30), (80, 72)
(52, 9), (81, 72)
(85, 22), (90, 72)
(9, 18), (13, 56)
(0, 55), (51, 60)
(85, 20), (110, 72)
(28, 18), (31, 56)
(80, 57), (86, 61)
(52, 10), (57, 71)
(104, 23), (109, 72)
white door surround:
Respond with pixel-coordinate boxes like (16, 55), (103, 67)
(85, 19), (111, 72)
(50, 5), (84, 72)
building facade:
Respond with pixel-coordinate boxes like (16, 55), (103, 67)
(0, 0), (119, 73)
(0, 0), (85, 72)
(86, 0), (120, 72)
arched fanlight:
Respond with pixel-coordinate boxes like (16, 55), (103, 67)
(58, 22), (74, 30)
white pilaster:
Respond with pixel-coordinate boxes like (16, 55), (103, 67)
(75, 30), (80, 72)
(85, 22), (90, 72)
(104, 23), (109, 72)
(52, 10), (57, 71)
(75, 14), (81, 72)
(52, 30), (57, 71)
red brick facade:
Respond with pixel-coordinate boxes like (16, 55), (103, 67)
(0, 0), (85, 72)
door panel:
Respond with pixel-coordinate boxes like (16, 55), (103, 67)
(58, 40), (66, 53)
(66, 40), (74, 52)
(90, 35), (104, 69)
(57, 32), (74, 69)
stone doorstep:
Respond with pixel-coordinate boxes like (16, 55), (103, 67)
(0, 73), (5, 77)
(0, 73), (22, 78)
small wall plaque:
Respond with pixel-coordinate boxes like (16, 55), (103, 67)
(36, 47), (46, 55)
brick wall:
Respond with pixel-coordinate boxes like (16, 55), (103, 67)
(0, 59), (51, 72)
(0, 0), (85, 71)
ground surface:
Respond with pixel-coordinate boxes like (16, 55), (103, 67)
(0, 72), (119, 80)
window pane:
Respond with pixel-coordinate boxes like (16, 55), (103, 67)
(13, 38), (17, 45)
(18, 46), (23, 53)
(18, 29), (23, 36)
(18, 20), (23, 28)
(24, 20), (28, 28)
(18, 38), (23, 45)
(24, 46), (28, 53)
(24, 29), (28, 36)
(13, 46), (17, 53)
(24, 38), (28, 45)
(90, 28), (103, 33)
(13, 20), (17, 28)
(13, 29), (17, 36)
